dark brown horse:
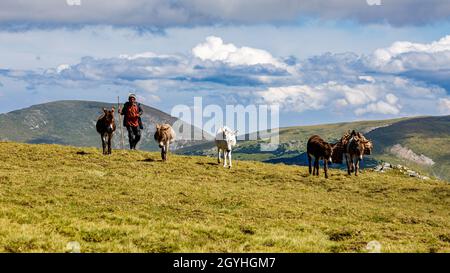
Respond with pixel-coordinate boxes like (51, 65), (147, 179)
(343, 130), (373, 176)
(307, 135), (336, 179)
(96, 107), (116, 155)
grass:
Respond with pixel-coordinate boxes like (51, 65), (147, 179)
(0, 141), (449, 253)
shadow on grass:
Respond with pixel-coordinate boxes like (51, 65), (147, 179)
(196, 162), (219, 166)
(76, 151), (90, 155)
(139, 158), (159, 162)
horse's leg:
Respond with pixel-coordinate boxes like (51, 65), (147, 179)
(165, 143), (169, 161)
(101, 134), (106, 155)
(217, 148), (221, 164)
(308, 154), (312, 175)
(161, 145), (165, 161)
(313, 158), (318, 176)
(345, 154), (353, 175)
(313, 157), (316, 175)
(107, 133), (112, 154)
(350, 155), (355, 173)
(324, 159), (328, 179)
(316, 159), (320, 176)
(345, 154), (351, 175)
(223, 150), (228, 167)
(228, 150), (232, 169)
(352, 157), (358, 172)
(355, 158), (360, 176)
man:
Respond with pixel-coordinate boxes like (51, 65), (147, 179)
(119, 93), (143, 150)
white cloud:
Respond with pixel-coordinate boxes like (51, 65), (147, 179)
(56, 64), (70, 74)
(3, 32), (450, 123)
(370, 35), (450, 72)
(355, 101), (400, 116)
(257, 77), (447, 117)
(358, 75), (375, 83)
(258, 85), (328, 112)
(438, 98), (450, 114)
(192, 36), (283, 67)
(258, 82), (379, 113)
(386, 93), (398, 105)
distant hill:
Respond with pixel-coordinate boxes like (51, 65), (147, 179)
(177, 116), (450, 182)
(0, 100), (208, 151)
(1, 102), (448, 181)
(366, 116), (450, 181)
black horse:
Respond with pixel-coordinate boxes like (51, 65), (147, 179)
(96, 107), (116, 155)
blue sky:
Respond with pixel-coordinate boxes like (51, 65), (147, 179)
(1, 0), (450, 127)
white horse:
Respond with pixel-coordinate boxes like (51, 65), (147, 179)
(215, 127), (237, 168)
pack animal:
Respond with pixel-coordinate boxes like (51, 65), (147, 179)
(96, 107), (116, 155)
(343, 130), (373, 176)
(154, 124), (175, 161)
(215, 127), (237, 168)
(307, 135), (336, 178)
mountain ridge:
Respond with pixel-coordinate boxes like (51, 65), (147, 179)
(0, 100), (207, 151)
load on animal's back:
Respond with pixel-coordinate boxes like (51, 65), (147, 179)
(96, 107), (116, 155)
(154, 123), (175, 161)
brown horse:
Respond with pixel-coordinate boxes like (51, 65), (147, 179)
(343, 130), (373, 176)
(154, 124), (175, 161)
(96, 107), (116, 155)
(307, 135), (336, 179)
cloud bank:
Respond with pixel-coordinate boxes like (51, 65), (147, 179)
(1, 35), (450, 122)
(1, 0), (450, 29)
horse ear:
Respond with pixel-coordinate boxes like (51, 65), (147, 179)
(103, 108), (107, 113)
(234, 130), (239, 135)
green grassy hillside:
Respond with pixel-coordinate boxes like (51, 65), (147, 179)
(0, 100), (207, 151)
(366, 116), (450, 181)
(177, 116), (450, 182)
(177, 117), (410, 162)
(1, 142), (449, 253)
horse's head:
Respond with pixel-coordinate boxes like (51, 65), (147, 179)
(349, 136), (365, 160)
(155, 124), (173, 148)
(102, 107), (115, 133)
(224, 128), (238, 151)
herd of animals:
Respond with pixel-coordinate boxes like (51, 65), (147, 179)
(96, 107), (373, 178)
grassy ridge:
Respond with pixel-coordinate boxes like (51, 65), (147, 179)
(178, 118), (410, 162)
(0, 142), (449, 253)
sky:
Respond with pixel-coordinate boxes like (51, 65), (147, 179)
(1, 0), (450, 127)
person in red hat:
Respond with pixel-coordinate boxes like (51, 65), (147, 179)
(119, 93), (143, 150)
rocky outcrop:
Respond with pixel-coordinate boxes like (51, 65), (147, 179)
(390, 144), (435, 166)
(373, 162), (430, 180)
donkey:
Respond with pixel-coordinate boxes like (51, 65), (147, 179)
(154, 124), (176, 161)
(307, 135), (336, 179)
(96, 107), (116, 155)
(343, 130), (374, 176)
(215, 127), (237, 168)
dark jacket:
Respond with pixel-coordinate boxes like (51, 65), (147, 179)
(121, 102), (143, 129)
